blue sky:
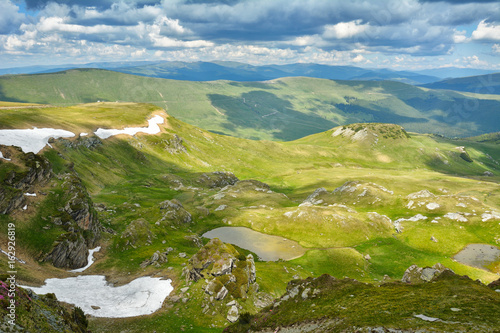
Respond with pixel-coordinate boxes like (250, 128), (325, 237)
(1, 0), (499, 70)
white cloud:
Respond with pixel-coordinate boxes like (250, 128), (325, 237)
(462, 55), (489, 68)
(453, 30), (469, 43)
(323, 20), (369, 39)
(493, 44), (500, 54)
(352, 54), (366, 63)
(471, 20), (500, 42)
(0, 0), (26, 34)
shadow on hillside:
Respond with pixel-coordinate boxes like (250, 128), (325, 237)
(208, 91), (337, 141)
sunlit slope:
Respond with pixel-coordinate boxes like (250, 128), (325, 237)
(1, 69), (499, 140)
(1, 102), (500, 332)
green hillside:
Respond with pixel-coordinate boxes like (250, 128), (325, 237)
(1, 69), (499, 140)
(1, 102), (499, 331)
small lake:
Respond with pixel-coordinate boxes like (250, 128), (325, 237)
(453, 243), (500, 272)
(202, 226), (306, 261)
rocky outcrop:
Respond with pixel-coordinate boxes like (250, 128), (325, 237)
(158, 199), (192, 224)
(44, 232), (89, 269)
(184, 238), (257, 300)
(42, 173), (102, 269)
(140, 250), (168, 268)
(0, 148), (52, 214)
(163, 134), (187, 153)
(0, 147), (101, 269)
(195, 171), (239, 188)
(60, 135), (103, 149)
(120, 218), (155, 250)
(401, 263), (450, 284)
(60, 173), (101, 247)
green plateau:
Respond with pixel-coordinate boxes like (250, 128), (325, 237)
(1, 69), (500, 141)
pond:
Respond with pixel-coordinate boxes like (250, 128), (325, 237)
(453, 243), (500, 272)
(202, 226), (306, 261)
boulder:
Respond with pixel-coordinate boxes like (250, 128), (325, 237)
(158, 199), (192, 224)
(120, 218), (154, 249)
(227, 305), (239, 323)
(44, 232), (89, 269)
(140, 250), (168, 268)
(196, 171), (239, 188)
(401, 263), (450, 284)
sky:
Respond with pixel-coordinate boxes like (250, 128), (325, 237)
(1, 0), (499, 70)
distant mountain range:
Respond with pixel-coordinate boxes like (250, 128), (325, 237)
(421, 72), (500, 94)
(1, 60), (496, 85)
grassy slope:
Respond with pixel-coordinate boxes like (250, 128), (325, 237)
(0, 102), (499, 332)
(1, 69), (500, 140)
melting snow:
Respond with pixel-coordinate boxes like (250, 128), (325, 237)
(80, 133), (89, 136)
(95, 115), (164, 139)
(23, 275), (173, 318)
(426, 203), (440, 210)
(444, 213), (468, 222)
(414, 314), (439, 322)
(0, 128), (75, 153)
(482, 211), (500, 222)
(24, 193), (37, 197)
(395, 214), (428, 223)
(0, 151), (11, 161)
(70, 246), (101, 273)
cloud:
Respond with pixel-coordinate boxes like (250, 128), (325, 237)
(0, 0), (26, 34)
(472, 20), (500, 41)
(493, 44), (500, 54)
(1, 0), (500, 70)
(323, 20), (369, 39)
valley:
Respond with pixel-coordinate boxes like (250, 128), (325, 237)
(0, 99), (499, 332)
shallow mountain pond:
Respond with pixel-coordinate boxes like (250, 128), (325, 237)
(202, 226), (306, 261)
(453, 243), (500, 272)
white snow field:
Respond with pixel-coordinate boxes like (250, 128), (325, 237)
(24, 275), (173, 318)
(95, 115), (164, 139)
(0, 128), (75, 153)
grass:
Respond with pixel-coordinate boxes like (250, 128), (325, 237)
(1, 69), (500, 139)
(0, 101), (499, 332)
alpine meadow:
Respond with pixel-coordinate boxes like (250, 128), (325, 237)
(1, 1), (500, 333)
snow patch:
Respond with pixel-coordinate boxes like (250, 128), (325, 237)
(24, 193), (36, 197)
(395, 214), (428, 223)
(215, 205), (227, 211)
(95, 115), (164, 139)
(426, 203), (440, 210)
(0, 151), (11, 161)
(23, 275), (173, 318)
(80, 132), (88, 137)
(70, 246), (101, 273)
(444, 213), (468, 222)
(0, 128), (75, 153)
(482, 211), (500, 222)
(407, 190), (434, 199)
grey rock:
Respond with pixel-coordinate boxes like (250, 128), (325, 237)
(227, 305), (239, 323)
(215, 286), (229, 301)
(159, 199), (192, 224)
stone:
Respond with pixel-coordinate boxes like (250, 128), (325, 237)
(364, 254), (371, 260)
(159, 199), (192, 224)
(215, 286), (229, 301)
(401, 263), (451, 284)
(227, 305), (239, 323)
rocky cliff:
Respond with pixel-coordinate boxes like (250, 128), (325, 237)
(0, 146), (102, 269)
